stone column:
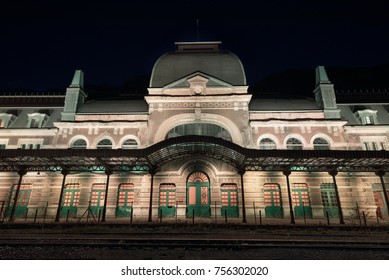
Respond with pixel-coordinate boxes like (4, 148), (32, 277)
(328, 169), (344, 224)
(55, 169), (69, 222)
(283, 169), (295, 225)
(9, 167), (27, 222)
(101, 169), (113, 222)
(375, 170), (389, 217)
(148, 169), (156, 222)
(238, 169), (247, 223)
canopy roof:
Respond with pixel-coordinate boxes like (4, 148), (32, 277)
(0, 136), (388, 173)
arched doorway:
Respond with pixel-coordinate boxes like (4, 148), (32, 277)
(187, 171), (211, 217)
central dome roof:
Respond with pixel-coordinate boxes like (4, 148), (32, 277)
(149, 41), (246, 87)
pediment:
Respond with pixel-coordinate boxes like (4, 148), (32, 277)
(163, 72), (235, 89)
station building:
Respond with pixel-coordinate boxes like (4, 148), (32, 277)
(0, 41), (388, 224)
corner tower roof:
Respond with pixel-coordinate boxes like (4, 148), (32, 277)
(149, 41), (246, 87)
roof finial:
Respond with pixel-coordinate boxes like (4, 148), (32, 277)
(196, 19), (200, 41)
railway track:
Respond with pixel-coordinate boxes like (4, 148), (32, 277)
(1, 236), (389, 250)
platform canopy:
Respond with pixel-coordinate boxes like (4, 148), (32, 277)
(0, 136), (388, 173)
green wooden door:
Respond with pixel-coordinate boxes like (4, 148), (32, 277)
(60, 184), (80, 217)
(158, 184), (176, 217)
(187, 172), (210, 217)
(90, 184), (106, 217)
(292, 184), (312, 218)
(320, 183), (339, 218)
(221, 184), (239, 217)
(264, 183), (283, 218)
(5, 184), (32, 218)
(116, 184), (134, 217)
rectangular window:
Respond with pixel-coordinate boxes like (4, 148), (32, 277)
(159, 184), (176, 207)
(363, 115), (374, 125)
(264, 183), (281, 207)
(221, 184), (238, 207)
(90, 184), (106, 207)
(117, 183), (134, 207)
(188, 186), (196, 205)
(8, 184), (32, 207)
(291, 183), (310, 207)
(30, 118), (40, 128)
(201, 186), (208, 205)
(20, 143), (42, 149)
(63, 183), (80, 207)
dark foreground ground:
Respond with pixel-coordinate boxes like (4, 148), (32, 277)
(1, 224), (389, 260)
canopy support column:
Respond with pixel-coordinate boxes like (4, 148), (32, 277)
(238, 169), (247, 223)
(9, 167), (27, 222)
(101, 169), (113, 222)
(375, 170), (389, 217)
(148, 169), (156, 222)
(283, 168), (295, 225)
(55, 169), (69, 222)
(329, 169), (344, 224)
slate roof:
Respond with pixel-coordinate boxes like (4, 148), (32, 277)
(249, 97), (320, 111)
(150, 42), (246, 87)
(78, 99), (148, 114)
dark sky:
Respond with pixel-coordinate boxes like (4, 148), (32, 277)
(1, 1), (389, 92)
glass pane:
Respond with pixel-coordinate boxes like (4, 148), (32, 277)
(166, 123), (232, 141)
(189, 186), (196, 205)
(71, 139), (87, 149)
(97, 139), (112, 149)
(259, 138), (276, 150)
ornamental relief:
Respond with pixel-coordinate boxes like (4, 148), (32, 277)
(161, 102), (237, 108)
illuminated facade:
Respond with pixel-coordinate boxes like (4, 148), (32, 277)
(0, 41), (388, 225)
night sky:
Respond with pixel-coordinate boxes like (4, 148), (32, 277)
(1, 1), (389, 95)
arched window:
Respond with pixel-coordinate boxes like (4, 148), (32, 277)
(313, 137), (330, 150)
(96, 139), (112, 149)
(286, 138), (303, 150)
(166, 123), (232, 141)
(259, 138), (276, 150)
(121, 139), (138, 149)
(71, 139), (87, 149)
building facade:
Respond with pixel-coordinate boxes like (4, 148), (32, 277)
(0, 41), (388, 224)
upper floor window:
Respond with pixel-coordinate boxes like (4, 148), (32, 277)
(363, 115), (374, 125)
(0, 113), (16, 128)
(27, 113), (49, 128)
(97, 139), (112, 149)
(259, 138), (276, 150)
(354, 108), (377, 125)
(313, 137), (330, 150)
(363, 141), (387, 151)
(71, 139), (87, 149)
(166, 123), (232, 141)
(122, 139), (138, 149)
(286, 138), (303, 150)
(21, 143), (41, 149)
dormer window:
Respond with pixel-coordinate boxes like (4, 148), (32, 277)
(354, 108), (377, 125)
(0, 113), (16, 128)
(363, 115), (374, 125)
(27, 113), (49, 128)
